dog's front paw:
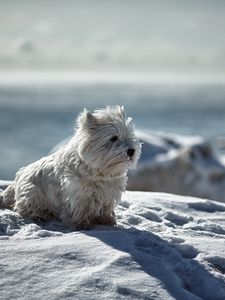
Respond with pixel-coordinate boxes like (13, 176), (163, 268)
(94, 215), (117, 226)
(107, 215), (117, 226)
(76, 221), (92, 231)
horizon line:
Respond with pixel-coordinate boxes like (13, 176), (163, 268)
(0, 70), (225, 86)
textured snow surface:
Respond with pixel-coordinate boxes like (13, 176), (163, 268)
(1, 191), (225, 299)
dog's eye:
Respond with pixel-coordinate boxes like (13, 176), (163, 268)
(110, 135), (118, 142)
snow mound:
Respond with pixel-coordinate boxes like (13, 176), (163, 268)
(128, 131), (225, 203)
(1, 191), (225, 299)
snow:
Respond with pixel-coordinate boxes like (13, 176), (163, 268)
(128, 131), (225, 203)
(1, 191), (225, 299)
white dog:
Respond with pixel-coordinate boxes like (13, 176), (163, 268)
(0, 106), (141, 229)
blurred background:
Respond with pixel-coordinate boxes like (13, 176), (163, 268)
(0, 0), (225, 180)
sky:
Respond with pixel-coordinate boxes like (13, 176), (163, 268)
(0, 0), (225, 73)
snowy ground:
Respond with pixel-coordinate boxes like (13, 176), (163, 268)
(1, 191), (225, 299)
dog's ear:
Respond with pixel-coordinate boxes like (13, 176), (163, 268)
(77, 109), (98, 130)
(120, 105), (126, 118)
(116, 105), (127, 120)
(120, 105), (125, 112)
(114, 105), (126, 118)
(107, 105), (126, 119)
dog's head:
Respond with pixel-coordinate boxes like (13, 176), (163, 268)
(76, 106), (141, 177)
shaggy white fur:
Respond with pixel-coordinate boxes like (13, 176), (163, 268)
(0, 106), (141, 229)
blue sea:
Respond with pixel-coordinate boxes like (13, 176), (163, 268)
(1, 72), (225, 180)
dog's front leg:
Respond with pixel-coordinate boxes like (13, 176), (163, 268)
(60, 193), (95, 230)
(93, 210), (117, 226)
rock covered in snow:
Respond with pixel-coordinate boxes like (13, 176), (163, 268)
(1, 191), (225, 299)
(128, 131), (225, 203)
(0, 180), (12, 191)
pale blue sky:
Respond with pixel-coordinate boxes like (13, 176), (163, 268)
(0, 0), (225, 72)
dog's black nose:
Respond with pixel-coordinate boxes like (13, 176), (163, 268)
(127, 148), (135, 157)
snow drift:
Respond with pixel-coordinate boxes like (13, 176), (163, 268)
(1, 191), (225, 299)
(128, 131), (225, 203)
